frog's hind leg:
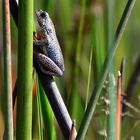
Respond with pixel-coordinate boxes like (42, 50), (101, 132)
(34, 52), (63, 76)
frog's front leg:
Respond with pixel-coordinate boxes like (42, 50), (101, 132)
(34, 52), (63, 76)
(33, 39), (48, 46)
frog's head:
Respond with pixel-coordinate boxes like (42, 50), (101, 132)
(35, 10), (54, 37)
(35, 10), (50, 27)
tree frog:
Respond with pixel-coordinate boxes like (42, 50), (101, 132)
(33, 10), (65, 76)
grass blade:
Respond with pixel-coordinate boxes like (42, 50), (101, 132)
(85, 48), (93, 111)
(91, 3), (105, 80)
(36, 76), (43, 140)
(68, 0), (87, 119)
(37, 76), (56, 140)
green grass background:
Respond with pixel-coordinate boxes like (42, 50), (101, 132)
(0, 0), (140, 139)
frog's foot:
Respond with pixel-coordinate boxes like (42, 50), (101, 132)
(33, 39), (48, 46)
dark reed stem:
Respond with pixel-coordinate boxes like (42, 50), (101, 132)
(123, 54), (140, 112)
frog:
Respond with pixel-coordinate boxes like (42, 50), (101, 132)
(33, 10), (65, 76)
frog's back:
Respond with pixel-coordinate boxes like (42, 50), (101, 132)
(47, 40), (65, 72)
(39, 11), (65, 72)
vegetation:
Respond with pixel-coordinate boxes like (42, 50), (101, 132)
(0, 0), (140, 140)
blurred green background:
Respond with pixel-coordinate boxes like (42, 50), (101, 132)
(0, 0), (140, 139)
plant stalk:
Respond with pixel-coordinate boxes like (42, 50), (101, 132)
(2, 0), (13, 139)
(16, 0), (33, 139)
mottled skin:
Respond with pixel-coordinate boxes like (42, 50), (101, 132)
(34, 10), (64, 76)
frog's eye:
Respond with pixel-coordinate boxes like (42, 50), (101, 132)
(47, 28), (52, 34)
(40, 12), (47, 18)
